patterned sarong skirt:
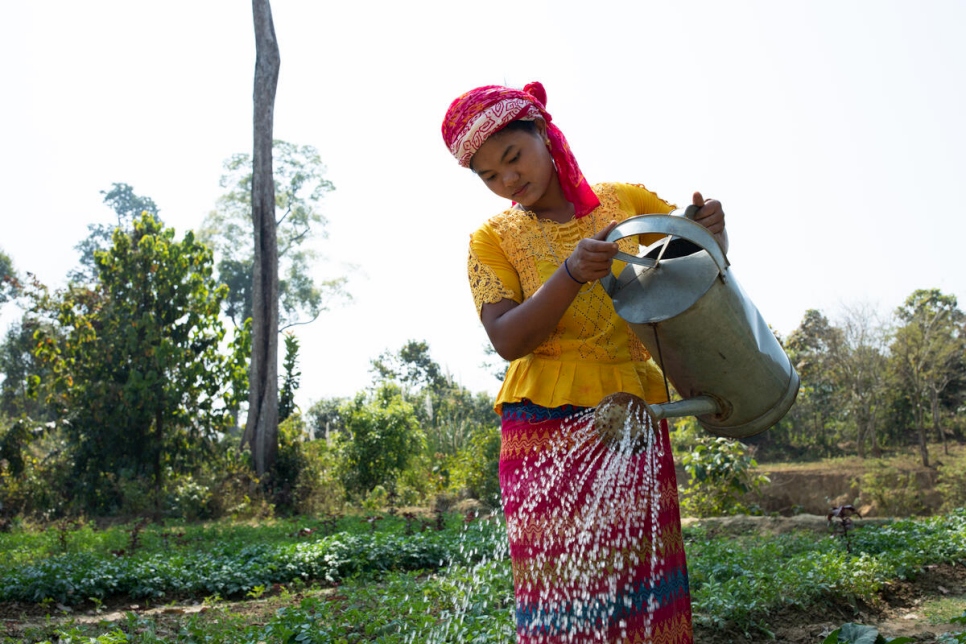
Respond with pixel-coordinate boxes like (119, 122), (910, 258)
(500, 401), (693, 643)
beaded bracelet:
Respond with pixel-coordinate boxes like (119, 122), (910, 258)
(564, 258), (586, 284)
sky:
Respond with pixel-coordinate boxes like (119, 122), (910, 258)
(1, 1), (964, 410)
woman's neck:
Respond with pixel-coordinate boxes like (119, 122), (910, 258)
(524, 175), (575, 223)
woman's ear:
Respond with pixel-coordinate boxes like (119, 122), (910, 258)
(534, 117), (548, 138)
(534, 118), (552, 148)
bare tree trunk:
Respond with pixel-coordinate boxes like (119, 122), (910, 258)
(914, 402), (930, 468)
(870, 418), (882, 457)
(241, 0), (281, 477)
(930, 390), (949, 456)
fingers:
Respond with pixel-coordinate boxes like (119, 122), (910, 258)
(567, 222), (620, 283)
(592, 220), (618, 241)
(690, 192), (726, 235)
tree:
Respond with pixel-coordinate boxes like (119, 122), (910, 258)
(0, 247), (17, 305)
(278, 332), (300, 422)
(31, 213), (233, 512)
(306, 395), (348, 442)
(779, 309), (842, 456)
(72, 183), (160, 283)
(337, 382), (424, 498)
(891, 289), (965, 467)
(199, 141), (345, 330)
(242, 0), (282, 478)
(370, 340), (497, 457)
(827, 303), (892, 458)
(0, 316), (58, 421)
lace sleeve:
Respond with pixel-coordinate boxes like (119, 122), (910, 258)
(467, 225), (521, 318)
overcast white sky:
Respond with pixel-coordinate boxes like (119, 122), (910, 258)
(2, 1), (964, 409)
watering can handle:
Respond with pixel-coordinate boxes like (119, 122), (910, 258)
(606, 205), (730, 274)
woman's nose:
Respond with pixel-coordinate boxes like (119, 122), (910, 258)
(503, 170), (520, 188)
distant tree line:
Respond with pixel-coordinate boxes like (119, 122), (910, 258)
(0, 156), (497, 520)
(752, 292), (965, 467)
(0, 167), (961, 520)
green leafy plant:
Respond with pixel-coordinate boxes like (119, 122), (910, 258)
(828, 504), (862, 553)
(823, 622), (914, 643)
(678, 435), (769, 517)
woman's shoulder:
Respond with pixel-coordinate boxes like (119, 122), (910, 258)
(593, 181), (662, 198)
(472, 207), (534, 239)
(593, 182), (676, 215)
(470, 208), (533, 247)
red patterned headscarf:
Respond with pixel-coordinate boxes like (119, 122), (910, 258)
(441, 81), (600, 218)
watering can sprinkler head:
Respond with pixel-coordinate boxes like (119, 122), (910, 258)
(595, 392), (728, 450)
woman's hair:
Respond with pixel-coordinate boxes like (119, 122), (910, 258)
(501, 120), (538, 135)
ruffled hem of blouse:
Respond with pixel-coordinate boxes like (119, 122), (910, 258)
(493, 355), (669, 414)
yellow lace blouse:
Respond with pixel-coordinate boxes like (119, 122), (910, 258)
(468, 182), (676, 412)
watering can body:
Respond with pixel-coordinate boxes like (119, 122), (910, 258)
(602, 209), (799, 439)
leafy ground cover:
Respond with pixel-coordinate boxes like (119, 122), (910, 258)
(2, 512), (966, 642)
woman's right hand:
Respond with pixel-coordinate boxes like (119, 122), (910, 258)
(565, 221), (619, 283)
(481, 221), (622, 361)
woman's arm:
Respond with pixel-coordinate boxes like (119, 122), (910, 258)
(481, 221), (618, 361)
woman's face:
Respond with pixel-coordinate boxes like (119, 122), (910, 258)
(469, 120), (555, 210)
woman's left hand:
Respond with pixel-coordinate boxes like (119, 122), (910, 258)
(692, 191), (729, 253)
(691, 191), (725, 235)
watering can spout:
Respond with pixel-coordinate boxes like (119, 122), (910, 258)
(645, 395), (723, 422)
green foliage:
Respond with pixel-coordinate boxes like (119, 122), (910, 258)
(336, 383), (425, 499)
(198, 140), (347, 329)
(278, 331), (301, 422)
(266, 413), (344, 516)
(940, 611), (966, 643)
(225, 317), (252, 427)
(447, 425), (502, 507)
(71, 183), (160, 284)
(822, 623), (915, 643)
(937, 458), (966, 513)
(0, 516), (499, 605)
(371, 340), (499, 458)
(29, 213), (235, 514)
(0, 419), (72, 519)
(678, 435), (769, 517)
(305, 395), (347, 441)
(0, 246), (18, 305)
(4, 512), (966, 641)
(687, 511), (966, 633)
(0, 316), (58, 421)
(891, 289), (965, 466)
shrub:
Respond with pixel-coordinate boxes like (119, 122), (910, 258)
(678, 436), (769, 517)
(447, 425), (501, 507)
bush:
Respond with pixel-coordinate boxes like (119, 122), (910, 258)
(447, 426), (501, 507)
(678, 436), (769, 517)
(0, 418), (72, 520)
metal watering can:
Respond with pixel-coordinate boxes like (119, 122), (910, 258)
(600, 206), (799, 439)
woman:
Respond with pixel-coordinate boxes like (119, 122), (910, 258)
(441, 82), (726, 643)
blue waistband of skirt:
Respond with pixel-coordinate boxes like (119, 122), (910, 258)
(501, 399), (589, 423)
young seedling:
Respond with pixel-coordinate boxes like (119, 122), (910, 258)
(827, 504), (862, 553)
